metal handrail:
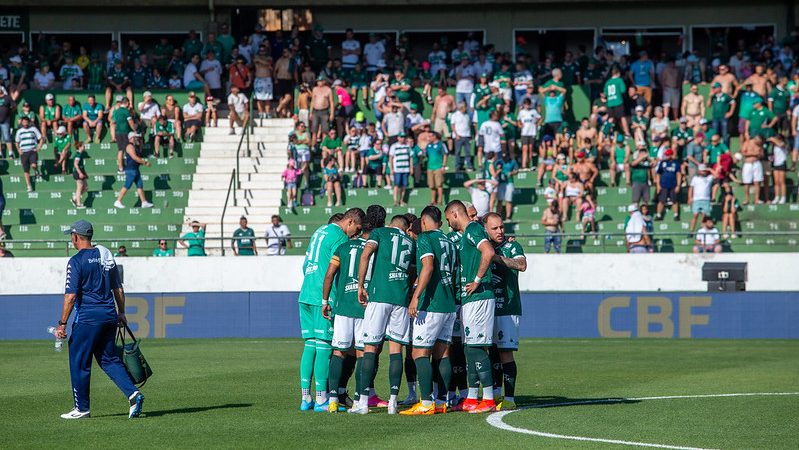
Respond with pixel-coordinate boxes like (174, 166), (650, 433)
(219, 169), (237, 256)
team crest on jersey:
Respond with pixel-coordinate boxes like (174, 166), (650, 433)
(498, 330), (504, 340)
(464, 327), (470, 336)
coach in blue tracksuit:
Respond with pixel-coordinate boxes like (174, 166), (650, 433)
(55, 220), (145, 419)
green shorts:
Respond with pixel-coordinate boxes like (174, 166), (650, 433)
(299, 303), (333, 341)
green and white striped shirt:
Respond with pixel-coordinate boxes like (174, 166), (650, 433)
(15, 127), (42, 152)
(389, 143), (411, 174)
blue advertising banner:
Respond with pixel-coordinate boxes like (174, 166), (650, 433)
(1, 292), (797, 340)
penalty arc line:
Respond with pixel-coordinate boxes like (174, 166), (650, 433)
(486, 392), (799, 450)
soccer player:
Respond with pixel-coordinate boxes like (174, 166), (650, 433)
(322, 206), (386, 413)
(298, 209), (365, 412)
(351, 215), (416, 415)
(444, 200), (496, 413)
(483, 213), (527, 410)
(401, 206), (458, 415)
(55, 220), (144, 419)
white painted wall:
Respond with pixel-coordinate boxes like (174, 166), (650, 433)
(1, 253), (797, 295)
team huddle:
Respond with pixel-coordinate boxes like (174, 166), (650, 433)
(297, 200), (526, 415)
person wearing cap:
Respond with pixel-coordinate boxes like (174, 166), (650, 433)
(746, 98), (777, 141)
(736, 82), (762, 143)
(655, 148), (681, 221)
(688, 164), (714, 232)
(232, 216), (257, 256)
(708, 81), (735, 145)
(610, 134), (631, 187)
(179, 220), (207, 256)
(104, 59), (132, 110)
(38, 93), (61, 141)
(14, 115), (43, 192)
(693, 216), (722, 254)
(114, 131), (153, 209)
(672, 117), (694, 159)
(572, 148), (599, 192)
(53, 125), (73, 174)
(629, 104), (648, 145)
(680, 83), (705, 128)
(15, 100), (36, 128)
(8, 55), (28, 93)
(226, 85), (250, 136)
(55, 219), (145, 420)
(182, 92), (204, 142)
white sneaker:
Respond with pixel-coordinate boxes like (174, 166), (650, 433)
(114, 201), (125, 209)
(141, 201), (154, 208)
(347, 405), (369, 415)
(60, 408), (90, 419)
(779, 197), (786, 204)
(387, 402), (398, 415)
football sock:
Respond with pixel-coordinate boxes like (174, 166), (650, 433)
(360, 352), (377, 402)
(450, 340), (468, 391)
(314, 340), (333, 403)
(467, 387), (479, 399)
(389, 353), (403, 396)
(414, 357), (433, 403)
(407, 382), (417, 398)
(354, 357), (363, 401)
(482, 385), (494, 402)
(341, 354), (357, 392)
(300, 339), (316, 401)
(465, 347), (480, 390)
(489, 346), (503, 390)
(436, 357), (452, 401)
(502, 361), (517, 399)
(467, 347), (494, 399)
(404, 353), (417, 383)
(328, 354), (344, 401)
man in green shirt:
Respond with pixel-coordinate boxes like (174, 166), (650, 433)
(179, 221), (206, 256)
(104, 59), (132, 110)
(604, 66), (630, 136)
(400, 206), (458, 415)
(353, 215), (416, 415)
(484, 213), (527, 411)
(86, 54), (105, 91)
(708, 82), (735, 145)
(444, 200), (496, 414)
(153, 115), (175, 158)
(298, 208), (364, 412)
(62, 95), (82, 138)
(232, 216), (257, 255)
(747, 99), (777, 140)
(322, 206), (386, 413)
(425, 133), (448, 206)
(82, 94), (104, 144)
(152, 239), (174, 257)
(768, 77), (790, 134)
(53, 126), (73, 174)
(390, 69), (412, 109)
(182, 30), (203, 62)
(112, 97), (135, 172)
(152, 37), (174, 72)
(705, 134), (729, 165)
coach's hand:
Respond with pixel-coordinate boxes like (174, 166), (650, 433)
(408, 296), (419, 319)
(358, 286), (369, 306)
(55, 325), (67, 339)
(322, 303), (332, 320)
(464, 281), (480, 295)
(117, 313), (128, 327)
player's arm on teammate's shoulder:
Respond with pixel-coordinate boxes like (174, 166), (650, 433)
(493, 244), (528, 272)
(321, 256), (340, 319)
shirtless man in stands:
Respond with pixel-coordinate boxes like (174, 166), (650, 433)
(741, 64), (771, 99)
(311, 77), (335, 147)
(572, 151), (599, 192)
(711, 64), (737, 96)
(430, 86), (455, 151)
(575, 117), (597, 149)
(681, 84), (705, 128)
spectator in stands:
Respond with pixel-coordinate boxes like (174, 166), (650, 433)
(53, 126), (72, 174)
(179, 221), (207, 256)
(200, 50), (223, 100)
(8, 55), (28, 94)
(264, 215), (291, 256)
(740, 135), (764, 204)
(152, 239), (174, 257)
(625, 204), (650, 254)
(182, 92), (204, 142)
(282, 160), (301, 208)
(655, 148), (681, 220)
(389, 132), (412, 206)
(451, 101), (473, 171)
(768, 134), (788, 205)
(229, 55), (252, 93)
(184, 54), (209, 97)
(183, 31), (203, 63)
(218, 24), (235, 61)
(205, 92), (218, 128)
(148, 68), (167, 89)
(688, 164), (714, 232)
(15, 116), (43, 192)
(311, 77), (334, 146)
(153, 115), (175, 158)
(137, 91), (161, 134)
(721, 182), (738, 239)
(572, 151), (599, 192)
(114, 131), (153, 209)
(693, 217), (722, 253)
(162, 95), (182, 141)
(81, 94), (104, 144)
(541, 199), (562, 253)
(105, 60), (133, 110)
(681, 84), (705, 129)
(60, 55), (83, 90)
(253, 45), (274, 120)
(227, 85), (250, 135)
(0, 86), (15, 159)
(464, 178), (494, 218)
(323, 155), (342, 207)
(232, 216), (257, 256)
(71, 142), (88, 209)
(115, 246), (128, 257)
(33, 63), (55, 91)
(112, 96), (135, 172)
(274, 48), (296, 105)
(39, 93), (60, 141)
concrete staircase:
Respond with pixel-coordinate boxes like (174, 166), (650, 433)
(180, 119), (293, 255)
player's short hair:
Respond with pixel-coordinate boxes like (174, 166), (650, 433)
(366, 205), (387, 229)
(420, 205), (442, 225)
(390, 215), (410, 229)
(445, 200), (466, 215)
(343, 207), (365, 224)
(328, 213), (345, 224)
(482, 212), (503, 225)
(409, 219), (422, 236)
(403, 212), (418, 224)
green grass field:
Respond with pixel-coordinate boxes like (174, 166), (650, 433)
(2, 339), (798, 449)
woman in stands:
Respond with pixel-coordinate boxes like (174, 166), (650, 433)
(536, 134), (557, 187)
(162, 95), (183, 142)
(323, 156), (343, 207)
(768, 134), (788, 204)
(560, 172), (584, 222)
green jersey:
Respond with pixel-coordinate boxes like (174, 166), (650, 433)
(391, 78), (411, 102)
(63, 103), (82, 120)
(559, 61), (580, 85)
(155, 120), (174, 135)
(492, 239), (524, 316)
(768, 87), (789, 115)
(738, 91), (761, 120)
(73, 151), (86, 175)
(632, 114), (648, 131)
(299, 223), (348, 306)
(331, 237), (367, 318)
(152, 248), (174, 257)
(87, 62), (104, 87)
(416, 230), (457, 313)
(748, 107), (775, 137)
(631, 158), (650, 184)
(366, 227), (415, 306)
(494, 70), (512, 89)
(710, 93), (734, 120)
(672, 127), (693, 142)
(707, 142), (729, 164)
(182, 230), (206, 256)
(447, 230), (463, 305)
(425, 141), (446, 170)
(473, 84), (490, 110)
(43, 105), (58, 121)
(54, 135), (72, 154)
(458, 221), (493, 304)
(183, 39), (203, 60)
(604, 76), (626, 107)
(83, 103), (103, 121)
(233, 227), (256, 255)
(112, 107), (132, 134)
(614, 144), (628, 164)
(107, 68), (128, 85)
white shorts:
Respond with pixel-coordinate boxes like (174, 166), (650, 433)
(332, 315), (365, 350)
(613, 162), (625, 171)
(412, 311), (456, 348)
(254, 77), (273, 101)
(298, 109), (309, 127)
(497, 183), (514, 202)
(363, 302), (411, 345)
(742, 161), (764, 184)
(499, 88), (512, 101)
(493, 315), (520, 350)
(461, 298), (495, 346)
(296, 149), (311, 163)
(486, 182), (496, 194)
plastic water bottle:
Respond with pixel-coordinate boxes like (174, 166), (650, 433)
(47, 326), (64, 352)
